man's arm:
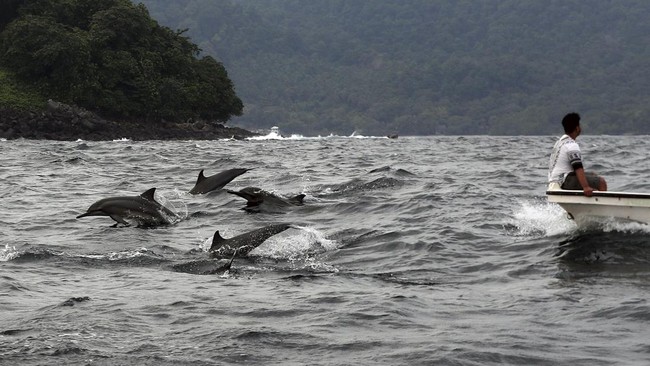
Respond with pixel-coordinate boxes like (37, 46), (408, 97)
(574, 167), (594, 197)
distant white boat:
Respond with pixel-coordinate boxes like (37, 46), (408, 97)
(546, 183), (650, 224)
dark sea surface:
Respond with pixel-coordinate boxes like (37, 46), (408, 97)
(1, 134), (649, 365)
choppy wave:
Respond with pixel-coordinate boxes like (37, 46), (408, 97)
(2, 136), (650, 365)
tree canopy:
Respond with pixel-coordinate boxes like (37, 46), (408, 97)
(141, 0), (650, 135)
(0, 0), (243, 123)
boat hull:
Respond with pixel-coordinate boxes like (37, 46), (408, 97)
(546, 189), (650, 224)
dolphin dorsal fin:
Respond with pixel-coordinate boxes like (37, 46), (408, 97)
(196, 170), (206, 184)
(210, 230), (227, 251)
(141, 188), (157, 201)
(292, 194), (306, 204)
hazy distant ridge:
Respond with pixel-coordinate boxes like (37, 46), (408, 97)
(143, 0), (650, 135)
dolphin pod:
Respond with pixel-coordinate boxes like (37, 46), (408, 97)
(76, 167), (302, 273)
(227, 187), (305, 210)
(210, 223), (292, 258)
(189, 168), (250, 194)
(76, 188), (177, 227)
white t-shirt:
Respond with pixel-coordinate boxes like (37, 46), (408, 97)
(548, 134), (583, 183)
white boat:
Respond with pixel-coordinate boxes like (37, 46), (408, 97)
(546, 183), (650, 224)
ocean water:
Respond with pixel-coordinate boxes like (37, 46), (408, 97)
(1, 133), (649, 365)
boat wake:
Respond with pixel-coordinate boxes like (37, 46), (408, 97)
(508, 199), (576, 237)
(510, 198), (650, 238)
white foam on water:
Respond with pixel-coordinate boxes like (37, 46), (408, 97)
(157, 188), (190, 222)
(77, 247), (151, 261)
(580, 217), (650, 234)
(510, 199), (650, 237)
(0, 243), (19, 262)
(250, 225), (340, 260)
(509, 199), (577, 237)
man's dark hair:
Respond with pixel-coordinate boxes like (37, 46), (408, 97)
(562, 112), (580, 134)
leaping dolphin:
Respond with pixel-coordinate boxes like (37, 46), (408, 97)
(210, 223), (291, 257)
(189, 168), (250, 195)
(76, 188), (177, 227)
(227, 187), (305, 212)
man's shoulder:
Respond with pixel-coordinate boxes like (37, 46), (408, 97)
(563, 139), (580, 151)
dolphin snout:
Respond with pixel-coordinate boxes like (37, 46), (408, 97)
(76, 211), (100, 219)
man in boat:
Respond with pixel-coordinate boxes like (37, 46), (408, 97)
(548, 112), (607, 197)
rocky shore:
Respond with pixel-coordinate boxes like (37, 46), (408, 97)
(0, 101), (258, 141)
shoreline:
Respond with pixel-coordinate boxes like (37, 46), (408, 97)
(0, 103), (258, 141)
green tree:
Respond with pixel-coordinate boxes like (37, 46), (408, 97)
(0, 0), (243, 123)
(185, 56), (243, 121)
(1, 14), (90, 101)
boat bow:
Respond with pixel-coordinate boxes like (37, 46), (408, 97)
(546, 184), (650, 224)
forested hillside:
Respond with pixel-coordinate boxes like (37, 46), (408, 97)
(0, 0), (243, 124)
(140, 0), (650, 135)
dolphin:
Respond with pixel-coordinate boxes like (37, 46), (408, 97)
(227, 187), (305, 212)
(76, 188), (177, 227)
(210, 223), (292, 257)
(189, 168), (250, 195)
(171, 251), (237, 275)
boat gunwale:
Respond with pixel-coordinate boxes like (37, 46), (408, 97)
(546, 190), (650, 200)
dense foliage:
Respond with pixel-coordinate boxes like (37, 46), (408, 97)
(0, 0), (243, 123)
(141, 0), (650, 135)
(0, 68), (46, 110)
